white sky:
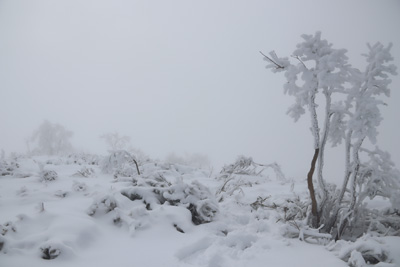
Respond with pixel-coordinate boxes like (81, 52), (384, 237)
(1, 0), (399, 181)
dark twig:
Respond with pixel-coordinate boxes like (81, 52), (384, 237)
(291, 55), (308, 70)
(259, 51), (284, 69)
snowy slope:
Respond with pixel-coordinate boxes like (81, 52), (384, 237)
(0, 155), (398, 267)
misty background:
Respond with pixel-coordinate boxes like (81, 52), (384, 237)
(1, 0), (399, 181)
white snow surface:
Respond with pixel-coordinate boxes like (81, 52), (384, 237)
(1, 156), (399, 267)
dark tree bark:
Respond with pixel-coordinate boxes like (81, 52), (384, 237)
(307, 148), (319, 228)
(132, 158), (141, 175)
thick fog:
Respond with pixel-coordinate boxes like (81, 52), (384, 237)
(1, 0), (399, 180)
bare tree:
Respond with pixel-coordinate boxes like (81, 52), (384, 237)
(100, 132), (131, 153)
(30, 120), (73, 156)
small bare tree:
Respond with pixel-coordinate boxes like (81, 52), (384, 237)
(100, 132), (131, 153)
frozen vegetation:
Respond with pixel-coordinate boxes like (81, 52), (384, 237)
(1, 32), (400, 266)
(0, 153), (399, 266)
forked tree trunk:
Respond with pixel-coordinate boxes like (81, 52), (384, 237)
(316, 90), (332, 216)
(336, 138), (364, 239)
(308, 148), (320, 228)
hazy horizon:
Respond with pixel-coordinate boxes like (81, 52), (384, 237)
(1, 0), (400, 180)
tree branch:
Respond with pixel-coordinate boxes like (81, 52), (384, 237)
(291, 55), (308, 70)
(259, 51), (285, 70)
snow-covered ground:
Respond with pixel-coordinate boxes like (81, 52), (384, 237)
(1, 155), (399, 266)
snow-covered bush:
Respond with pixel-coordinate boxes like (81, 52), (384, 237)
(40, 244), (61, 260)
(0, 235), (5, 252)
(101, 150), (140, 176)
(220, 155), (258, 177)
(1, 221), (17, 236)
(0, 159), (19, 176)
(65, 153), (101, 165)
(72, 181), (87, 192)
(0, 221), (17, 253)
(34, 161), (58, 182)
(72, 166), (95, 178)
(120, 175), (218, 225)
(164, 180), (218, 225)
(216, 156), (287, 202)
(113, 166), (138, 179)
(328, 234), (392, 266)
(87, 195), (118, 216)
(40, 170), (58, 182)
(220, 156), (286, 181)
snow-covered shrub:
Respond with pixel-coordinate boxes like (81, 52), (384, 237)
(249, 193), (328, 242)
(120, 175), (218, 225)
(220, 156), (257, 177)
(216, 156), (286, 203)
(0, 160), (8, 176)
(1, 221), (17, 236)
(72, 166), (95, 178)
(54, 190), (68, 198)
(0, 235), (5, 252)
(164, 180), (218, 225)
(215, 176), (252, 202)
(219, 155), (286, 181)
(328, 234), (392, 265)
(0, 221), (17, 253)
(39, 240), (75, 260)
(35, 161), (58, 181)
(101, 150), (140, 176)
(65, 153), (101, 165)
(40, 244), (61, 260)
(367, 208), (400, 236)
(113, 166), (138, 179)
(72, 181), (87, 192)
(87, 195), (118, 216)
(330, 148), (400, 239)
(45, 158), (63, 165)
(0, 159), (19, 176)
(1, 156), (31, 178)
(348, 250), (366, 267)
(40, 170), (58, 182)
(121, 186), (165, 210)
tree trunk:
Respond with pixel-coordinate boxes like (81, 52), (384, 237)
(132, 158), (141, 175)
(316, 90), (332, 216)
(308, 148), (320, 228)
(336, 138), (364, 239)
(323, 130), (353, 234)
(337, 130), (353, 205)
(306, 85), (321, 228)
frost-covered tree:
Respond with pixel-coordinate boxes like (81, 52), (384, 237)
(101, 150), (140, 176)
(331, 43), (398, 238)
(100, 132), (131, 153)
(263, 33), (398, 238)
(262, 32), (351, 227)
(30, 120), (73, 156)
